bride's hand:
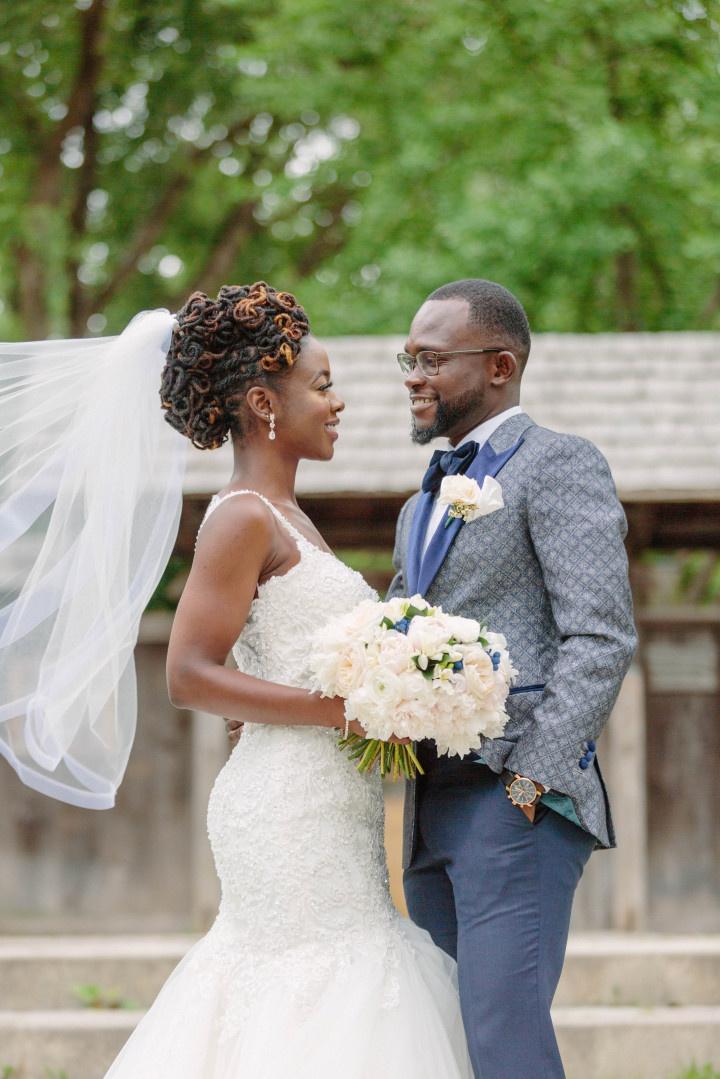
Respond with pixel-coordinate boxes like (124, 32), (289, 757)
(324, 699), (410, 745)
(345, 717), (411, 746)
(225, 717), (243, 745)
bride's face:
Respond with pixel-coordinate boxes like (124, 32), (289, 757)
(273, 334), (345, 461)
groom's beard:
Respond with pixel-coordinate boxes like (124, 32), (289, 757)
(410, 387), (484, 445)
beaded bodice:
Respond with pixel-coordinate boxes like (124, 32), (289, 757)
(189, 490), (401, 1039)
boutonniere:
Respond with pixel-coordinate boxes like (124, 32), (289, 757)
(438, 474), (505, 527)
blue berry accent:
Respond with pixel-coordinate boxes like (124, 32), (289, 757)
(579, 758), (590, 769)
(393, 617), (410, 634)
(491, 651), (502, 671)
(453, 660), (464, 671)
(587, 740), (596, 752)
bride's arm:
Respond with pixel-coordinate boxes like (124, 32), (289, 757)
(165, 497), (344, 731)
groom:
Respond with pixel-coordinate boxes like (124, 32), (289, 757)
(388, 279), (637, 1078)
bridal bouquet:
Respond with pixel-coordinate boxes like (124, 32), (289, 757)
(308, 595), (517, 780)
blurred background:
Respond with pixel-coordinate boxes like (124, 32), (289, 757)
(0, 2), (719, 1077)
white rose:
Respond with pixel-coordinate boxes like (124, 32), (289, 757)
(438, 474), (504, 523)
(366, 668), (404, 710)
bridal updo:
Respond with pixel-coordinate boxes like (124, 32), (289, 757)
(160, 282), (310, 450)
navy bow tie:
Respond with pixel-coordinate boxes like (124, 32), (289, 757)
(421, 440), (479, 494)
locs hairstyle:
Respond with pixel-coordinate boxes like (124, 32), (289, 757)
(160, 282), (310, 450)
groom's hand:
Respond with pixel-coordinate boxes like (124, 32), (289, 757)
(225, 717), (243, 745)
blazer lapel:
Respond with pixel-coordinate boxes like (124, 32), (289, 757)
(415, 415), (535, 597)
(405, 492), (433, 596)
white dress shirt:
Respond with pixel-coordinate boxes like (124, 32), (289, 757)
(421, 406), (524, 556)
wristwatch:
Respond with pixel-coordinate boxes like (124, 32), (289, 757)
(501, 770), (548, 807)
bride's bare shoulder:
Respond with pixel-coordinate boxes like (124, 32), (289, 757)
(194, 491), (276, 567)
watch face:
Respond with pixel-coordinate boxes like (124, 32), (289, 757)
(509, 777), (537, 806)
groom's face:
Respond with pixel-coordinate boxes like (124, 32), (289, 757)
(404, 298), (498, 446)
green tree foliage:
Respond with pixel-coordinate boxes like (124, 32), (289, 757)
(1, 0), (719, 338)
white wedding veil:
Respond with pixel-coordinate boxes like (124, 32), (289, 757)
(0, 309), (187, 808)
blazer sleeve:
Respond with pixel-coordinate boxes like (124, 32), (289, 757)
(505, 435), (638, 773)
(385, 497), (413, 600)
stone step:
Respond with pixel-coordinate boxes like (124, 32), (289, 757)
(2, 933), (720, 1010)
(555, 933), (720, 1007)
(0, 935), (193, 1011)
(0, 1008), (137, 1079)
(0, 1006), (719, 1079)
(555, 1006), (720, 1079)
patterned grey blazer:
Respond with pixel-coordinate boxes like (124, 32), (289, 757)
(387, 412), (638, 865)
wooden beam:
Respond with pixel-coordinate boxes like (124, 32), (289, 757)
(625, 501), (720, 549)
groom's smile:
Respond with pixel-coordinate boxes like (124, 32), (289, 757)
(409, 394), (438, 414)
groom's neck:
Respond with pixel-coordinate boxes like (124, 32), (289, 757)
(447, 399), (520, 447)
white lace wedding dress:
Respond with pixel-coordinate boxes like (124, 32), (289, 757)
(105, 490), (472, 1078)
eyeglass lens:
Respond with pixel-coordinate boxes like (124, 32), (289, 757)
(397, 352), (438, 376)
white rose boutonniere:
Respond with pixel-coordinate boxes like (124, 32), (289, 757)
(438, 474), (504, 526)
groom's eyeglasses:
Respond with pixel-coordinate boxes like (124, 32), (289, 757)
(396, 348), (507, 378)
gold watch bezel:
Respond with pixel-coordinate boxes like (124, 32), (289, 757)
(507, 775), (540, 807)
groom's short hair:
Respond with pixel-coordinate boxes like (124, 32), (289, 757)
(427, 279), (531, 367)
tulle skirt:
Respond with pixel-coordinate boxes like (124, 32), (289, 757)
(104, 915), (472, 1078)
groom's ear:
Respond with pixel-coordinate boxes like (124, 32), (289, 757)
(489, 350), (518, 386)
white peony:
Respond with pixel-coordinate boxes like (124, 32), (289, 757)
(444, 614), (482, 644)
(377, 632), (416, 675)
(406, 615), (454, 659)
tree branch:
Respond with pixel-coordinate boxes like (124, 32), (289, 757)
(165, 198), (260, 309)
(700, 279), (720, 323)
(34, 0), (108, 206)
(295, 189), (353, 278)
(88, 119), (254, 311)
(617, 204), (672, 312)
(68, 105), (101, 333)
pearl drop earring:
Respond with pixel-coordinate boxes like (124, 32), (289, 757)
(268, 411), (276, 441)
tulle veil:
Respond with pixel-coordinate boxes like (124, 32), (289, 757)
(0, 309), (187, 807)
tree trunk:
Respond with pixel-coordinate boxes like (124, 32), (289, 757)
(12, 238), (50, 341)
(615, 249), (638, 331)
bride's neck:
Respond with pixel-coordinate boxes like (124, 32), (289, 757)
(228, 438), (300, 505)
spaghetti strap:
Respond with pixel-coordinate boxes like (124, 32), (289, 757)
(195, 488), (309, 550)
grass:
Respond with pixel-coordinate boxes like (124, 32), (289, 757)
(73, 982), (137, 1010)
(1, 1070), (71, 1079)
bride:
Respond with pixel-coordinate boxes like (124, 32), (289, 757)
(0, 281), (471, 1077)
